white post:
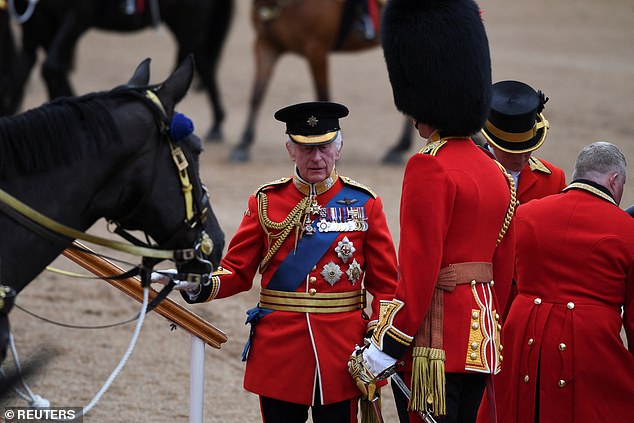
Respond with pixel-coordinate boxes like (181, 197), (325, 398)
(189, 335), (206, 423)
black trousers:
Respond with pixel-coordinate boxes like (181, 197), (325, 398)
(391, 372), (487, 423)
(259, 396), (357, 423)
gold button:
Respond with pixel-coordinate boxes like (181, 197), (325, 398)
(528, 338), (534, 345)
(499, 344), (503, 351)
(490, 280), (495, 286)
(309, 276), (317, 284)
(472, 322), (480, 330)
(567, 302), (575, 310)
(524, 375), (530, 383)
(497, 324), (502, 330)
(558, 380), (566, 388)
(471, 342), (479, 350)
(499, 355), (503, 362)
(559, 343), (567, 351)
(534, 298), (542, 305)
(495, 313), (500, 321)
(470, 352), (478, 360)
(308, 288), (317, 296)
(471, 311), (480, 320)
(470, 280), (476, 286)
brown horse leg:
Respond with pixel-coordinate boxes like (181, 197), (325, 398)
(381, 117), (415, 164)
(230, 38), (281, 162)
(305, 48), (330, 101)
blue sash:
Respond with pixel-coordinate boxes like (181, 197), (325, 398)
(267, 185), (370, 291)
(242, 185), (370, 361)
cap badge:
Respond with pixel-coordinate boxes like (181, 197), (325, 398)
(321, 261), (343, 286)
(307, 115), (319, 127)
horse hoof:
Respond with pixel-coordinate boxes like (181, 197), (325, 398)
(228, 147), (250, 162)
(381, 150), (406, 165)
(205, 127), (223, 143)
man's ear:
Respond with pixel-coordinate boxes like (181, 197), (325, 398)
(335, 140), (343, 159)
(286, 141), (296, 161)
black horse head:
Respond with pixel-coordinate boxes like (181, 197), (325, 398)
(0, 55), (224, 293)
(0, 55), (225, 369)
(92, 56), (225, 277)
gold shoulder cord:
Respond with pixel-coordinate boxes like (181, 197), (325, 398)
(495, 161), (518, 245)
(257, 192), (312, 273)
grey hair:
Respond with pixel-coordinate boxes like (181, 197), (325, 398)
(572, 141), (627, 182)
(285, 130), (343, 151)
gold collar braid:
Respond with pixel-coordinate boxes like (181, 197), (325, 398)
(292, 168), (338, 196)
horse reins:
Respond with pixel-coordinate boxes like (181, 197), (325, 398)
(0, 87), (214, 291)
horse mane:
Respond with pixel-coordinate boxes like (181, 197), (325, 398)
(0, 91), (123, 178)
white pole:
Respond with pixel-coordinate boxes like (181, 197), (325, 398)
(189, 336), (206, 423)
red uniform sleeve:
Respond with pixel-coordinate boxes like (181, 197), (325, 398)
(213, 194), (264, 299)
(361, 195), (398, 325)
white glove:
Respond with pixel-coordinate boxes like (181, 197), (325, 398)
(363, 341), (398, 377)
(151, 269), (201, 293)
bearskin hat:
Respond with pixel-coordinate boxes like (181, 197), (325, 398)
(381, 0), (492, 135)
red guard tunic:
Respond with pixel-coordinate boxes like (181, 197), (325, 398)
(516, 156), (566, 204)
(494, 181), (634, 422)
(371, 137), (516, 417)
(194, 169), (398, 405)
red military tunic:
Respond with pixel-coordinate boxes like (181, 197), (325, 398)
(516, 156), (566, 204)
(371, 137), (516, 417)
(198, 169), (398, 405)
(495, 181), (634, 422)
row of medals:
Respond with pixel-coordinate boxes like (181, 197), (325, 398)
(303, 198), (368, 236)
(302, 198), (367, 286)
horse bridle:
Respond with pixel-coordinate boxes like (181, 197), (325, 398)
(98, 87), (216, 288)
(0, 87), (215, 293)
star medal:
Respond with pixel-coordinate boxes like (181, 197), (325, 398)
(334, 236), (355, 263)
(309, 199), (322, 216)
(346, 259), (362, 285)
(321, 261), (343, 286)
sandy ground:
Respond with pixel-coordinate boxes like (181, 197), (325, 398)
(2, 0), (633, 422)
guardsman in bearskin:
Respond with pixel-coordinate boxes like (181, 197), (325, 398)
(482, 80), (567, 205)
(183, 101), (398, 423)
(349, 1), (516, 422)
(491, 141), (634, 422)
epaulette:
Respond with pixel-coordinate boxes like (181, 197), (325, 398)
(340, 176), (377, 199)
(254, 177), (292, 195)
(418, 139), (448, 156)
(528, 157), (552, 174)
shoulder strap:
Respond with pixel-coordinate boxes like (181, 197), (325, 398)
(254, 177), (292, 196)
(340, 176), (377, 198)
(418, 139), (448, 156)
(528, 157), (552, 174)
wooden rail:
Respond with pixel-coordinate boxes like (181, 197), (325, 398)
(62, 241), (227, 349)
